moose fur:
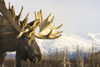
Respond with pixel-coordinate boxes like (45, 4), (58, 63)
(0, 16), (42, 67)
(0, 0), (63, 67)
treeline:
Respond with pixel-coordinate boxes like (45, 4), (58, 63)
(3, 46), (100, 67)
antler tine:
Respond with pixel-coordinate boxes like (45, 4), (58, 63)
(40, 9), (43, 21)
(9, 2), (11, 9)
(11, 6), (16, 19)
(55, 24), (63, 30)
(54, 34), (62, 39)
(47, 13), (51, 21)
(34, 12), (38, 19)
(21, 13), (29, 28)
(17, 6), (23, 26)
(48, 32), (62, 39)
(48, 16), (54, 26)
(18, 6), (23, 19)
(57, 31), (63, 34)
(37, 12), (40, 19)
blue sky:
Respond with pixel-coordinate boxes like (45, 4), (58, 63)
(5, 0), (100, 34)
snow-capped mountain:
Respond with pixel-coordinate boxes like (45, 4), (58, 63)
(6, 33), (100, 58)
(36, 33), (100, 54)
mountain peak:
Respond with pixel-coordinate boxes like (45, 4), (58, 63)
(36, 33), (97, 54)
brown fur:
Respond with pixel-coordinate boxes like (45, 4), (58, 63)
(0, 15), (42, 67)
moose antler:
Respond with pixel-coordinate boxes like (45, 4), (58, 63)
(29, 10), (63, 39)
(0, 0), (63, 39)
(0, 0), (21, 32)
(0, 0), (31, 38)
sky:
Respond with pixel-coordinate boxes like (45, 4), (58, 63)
(5, 0), (100, 35)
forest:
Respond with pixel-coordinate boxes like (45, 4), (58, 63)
(3, 46), (100, 67)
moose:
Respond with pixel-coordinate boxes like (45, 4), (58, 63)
(0, 0), (63, 67)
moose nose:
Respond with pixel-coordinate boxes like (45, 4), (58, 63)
(33, 57), (40, 63)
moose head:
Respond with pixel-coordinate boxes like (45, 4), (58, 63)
(0, 0), (63, 67)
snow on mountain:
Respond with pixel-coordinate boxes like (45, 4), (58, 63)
(88, 33), (100, 44)
(7, 33), (100, 57)
(87, 33), (100, 51)
(36, 33), (93, 54)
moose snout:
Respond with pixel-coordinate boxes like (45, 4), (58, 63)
(29, 55), (41, 64)
(29, 57), (41, 63)
(33, 57), (40, 63)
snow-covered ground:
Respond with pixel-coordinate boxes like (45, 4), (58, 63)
(6, 33), (100, 58)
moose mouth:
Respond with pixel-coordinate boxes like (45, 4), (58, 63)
(29, 57), (40, 63)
